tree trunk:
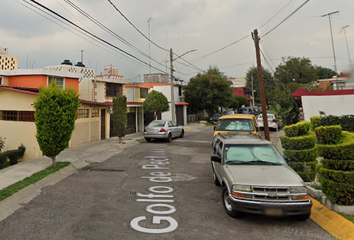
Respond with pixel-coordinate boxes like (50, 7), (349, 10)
(51, 156), (57, 168)
(119, 136), (123, 143)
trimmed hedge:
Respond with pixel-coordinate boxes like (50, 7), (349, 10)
(319, 168), (354, 184)
(283, 121), (311, 137)
(310, 116), (321, 131)
(322, 159), (354, 171)
(315, 125), (342, 145)
(317, 140), (354, 160)
(280, 131), (316, 150)
(319, 176), (354, 205)
(0, 144), (26, 168)
(319, 114), (354, 133)
(288, 161), (317, 182)
(284, 147), (318, 162)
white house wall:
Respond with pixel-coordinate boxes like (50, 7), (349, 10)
(302, 95), (354, 122)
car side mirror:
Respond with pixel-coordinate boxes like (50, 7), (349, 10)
(211, 155), (221, 163)
(213, 126), (216, 131)
(283, 156), (288, 162)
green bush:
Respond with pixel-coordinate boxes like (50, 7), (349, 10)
(288, 161), (317, 182)
(319, 114), (354, 133)
(0, 144), (26, 167)
(284, 147), (318, 162)
(319, 168), (354, 184)
(0, 152), (8, 168)
(315, 125), (342, 145)
(317, 140), (354, 160)
(283, 121), (311, 137)
(280, 131), (316, 150)
(310, 116), (321, 131)
(319, 176), (354, 205)
(322, 159), (354, 171)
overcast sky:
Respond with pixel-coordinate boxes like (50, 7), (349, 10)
(1, 0), (353, 82)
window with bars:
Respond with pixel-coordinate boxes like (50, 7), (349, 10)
(48, 76), (65, 89)
(91, 108), (99, 117)
(0, 111), (35, 122)
(77, 109), (89, 118)
(106, 83), (122, 97)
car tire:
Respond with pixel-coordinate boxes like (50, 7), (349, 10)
(166, 133), (172, 143)
(222, 186), (241, 218)
(293, 213), (311, 221)
(213, 170), (221, 186)
(179, 130), (184, 138)
(145, 138), (151, 142)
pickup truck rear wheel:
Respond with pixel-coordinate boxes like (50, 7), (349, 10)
(222, 186), (241, 218)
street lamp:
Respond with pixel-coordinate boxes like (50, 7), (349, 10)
(321, 11), (339, 75)
(340, 25), (352, 66)
(170, 49), (197, 122)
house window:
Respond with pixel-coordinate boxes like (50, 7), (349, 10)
(48, 76), (65, 89)
(0, 77), (3, 85)
(106, 83), (122, 97)
(77, 109), (89, 119)
(91, 108), (99, 117)
(140, 88), (148, 98)
(0, 111), (35, 122)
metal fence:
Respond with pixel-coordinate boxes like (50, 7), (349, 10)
(187, 112), (207, 123)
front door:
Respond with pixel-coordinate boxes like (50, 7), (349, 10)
(101, 109), (106, 140)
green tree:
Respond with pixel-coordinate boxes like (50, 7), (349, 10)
(34, 81), (80, 167)
(113, 95), (127, 143)
(234, 95), (248, 107)
(274, 56), (317, 84)
(143, 90), (169, 120)
(314, 66), (337, 79)
(184, 66), (233, 116)
(245, 66), (274, 100)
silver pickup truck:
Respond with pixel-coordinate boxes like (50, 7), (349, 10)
(211, 133), (312, 220)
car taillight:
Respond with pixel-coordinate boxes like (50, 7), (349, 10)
(257, 120), (262, 122)
(159, 128), (166, 133)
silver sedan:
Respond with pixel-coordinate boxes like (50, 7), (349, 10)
(143, 120), (184, 142)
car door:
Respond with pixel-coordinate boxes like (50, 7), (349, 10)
(213, 140), (224, 183)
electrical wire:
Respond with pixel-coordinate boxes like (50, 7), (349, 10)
(258, 0), (295, 29)
(24, 0), (168, 74)
(261, 0), (310, 38)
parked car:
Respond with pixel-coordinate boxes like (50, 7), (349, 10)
(209, 113), (222, 124)
(213, 114), (261, 138)
(256, 113), (283, 131)
(143, 120), (184, 142)
(211, 133), (312, 220)
(237, 107), (253, 114)
(222, 110), (235, 116)
(249, 106), (260, 115)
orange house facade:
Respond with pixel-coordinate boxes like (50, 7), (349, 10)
(0, 69), (104, 161)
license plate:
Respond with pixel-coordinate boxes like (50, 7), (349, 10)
(265, 208), (283, 216)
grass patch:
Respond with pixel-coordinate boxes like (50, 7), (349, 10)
(341, 214), (354, 223)
(0, 162), (70, 201)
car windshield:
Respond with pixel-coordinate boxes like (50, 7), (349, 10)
(148, 121), (165, 127)
(224, 144), (286, 165)
(215, 119), (254, 132)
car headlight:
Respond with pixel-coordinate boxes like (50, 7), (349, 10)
(232, 185), (252, 192)
(290, 186), (307, 193)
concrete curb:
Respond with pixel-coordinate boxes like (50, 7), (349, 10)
(310, 197), (354, 240)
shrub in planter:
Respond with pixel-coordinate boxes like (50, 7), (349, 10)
(280, 131), (316, 150)
(319, 114), (354, 133)
(283, 121), (311, 137)
(282, 121), (317, 181)
(317, 129), (354, 205)
(315, 125), (342, 145)
(0, 144), (26, 168)
(310, 116), (321, 131)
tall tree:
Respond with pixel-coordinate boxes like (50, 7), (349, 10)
(274, 56), (317, 84)
(184, 67), (233, 116)
(245, 66), (274, 100)
(143, 90), (169, 120)
(314, 66), (337, 79)
(113, 95), (127, 143)
(34, 81), (80, 167)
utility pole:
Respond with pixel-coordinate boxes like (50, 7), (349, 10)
(170, 48), (175, 122)
(253, 29), (270, 141)
(321, 11), (339, 75)
(147, 17), (152, 74)
(251, 75), (255, 106)
(340, 25), (352, 66)
(81, 50), (84, 63)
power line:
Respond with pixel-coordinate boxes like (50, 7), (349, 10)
(261, 0), (310, 38)
(24, 0), (168, 74)
(259, 0), (295, 29)
(107, 0), (169, 52)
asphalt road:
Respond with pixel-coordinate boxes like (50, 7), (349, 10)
(0, 125), (336, 240)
